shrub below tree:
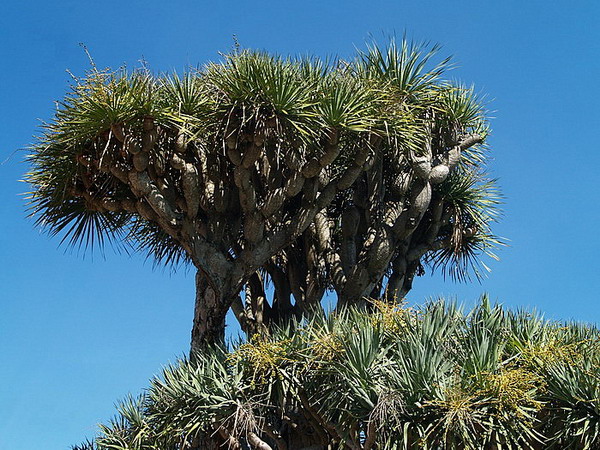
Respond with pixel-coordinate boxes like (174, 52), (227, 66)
(73, 297), (600, 450)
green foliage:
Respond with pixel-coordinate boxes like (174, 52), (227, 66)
(26, 38), (498, 281)
(76, 298), (600, 449)
(428, 169), (502, 281)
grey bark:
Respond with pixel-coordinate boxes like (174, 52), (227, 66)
(190, 270), (228, 356)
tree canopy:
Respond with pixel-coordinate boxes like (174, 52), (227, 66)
(26, 39), (501, 348)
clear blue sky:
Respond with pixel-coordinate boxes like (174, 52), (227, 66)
(1, 1), (599, 448)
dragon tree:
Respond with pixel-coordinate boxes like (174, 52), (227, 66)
(27, 39), (500, 352)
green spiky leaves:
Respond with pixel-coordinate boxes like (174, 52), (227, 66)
(76, 300), (600, 450)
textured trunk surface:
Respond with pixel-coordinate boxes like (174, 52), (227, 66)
(189, 272), (229, 449)
(189, 434), (222, 450)
(190, 270), (228, 356)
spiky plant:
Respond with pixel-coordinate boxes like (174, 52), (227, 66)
(74, 298), (599, 450)
(27, 39), (500, 351)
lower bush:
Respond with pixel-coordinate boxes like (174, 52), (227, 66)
(74, 297), (600, 450)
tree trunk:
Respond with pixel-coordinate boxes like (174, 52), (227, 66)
(189, 433), (224, 450)
(189, 271), (230, 450)
(190, 270), (228, 357)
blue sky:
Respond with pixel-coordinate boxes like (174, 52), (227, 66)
(1, 1), (599, 448)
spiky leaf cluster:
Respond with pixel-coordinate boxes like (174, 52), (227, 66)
(75, 298), (600, 450)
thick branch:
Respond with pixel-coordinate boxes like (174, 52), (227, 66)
(265, 261), (295, 322)
(304, 228), (326, 309)
(235, 166), (264, 244)
(459, 133), (483, 150)
(247, 432), (273, 450)
(230, 143), (370, 293)
(314, 211), (345, 294)
(128, 171), (180, 226)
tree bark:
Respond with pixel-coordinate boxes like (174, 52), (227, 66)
(190, 270), (228, 357)
(189, 433), (224, 450)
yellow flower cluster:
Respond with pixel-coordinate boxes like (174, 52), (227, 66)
(369, 298), (410, 333)
(521, 336), (585, 367)
(309, 332), (345, 361)
(426, 385), (486, 435)
(481, 367), (544, 415)
(229, 335), (293, 383)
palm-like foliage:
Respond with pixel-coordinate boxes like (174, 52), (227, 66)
(27, 38), (501, 343)
(76, 298), (600, 450)
(427, 169), (502, 282)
